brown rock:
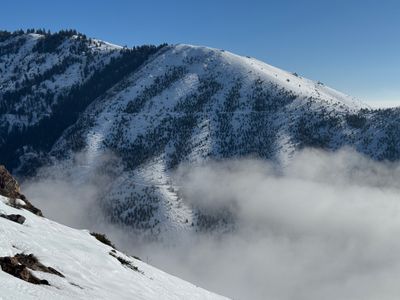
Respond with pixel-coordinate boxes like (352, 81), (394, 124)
(0, 256), (49, 285)
(0, 165), (43, 217)
(0, 214), (26, 224)
(14, 253), (64, 277)
(0, 253), (65, 286)
(0, 165), (20, 199)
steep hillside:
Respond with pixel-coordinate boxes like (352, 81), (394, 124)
(0, 30), (165, 171)
(44, 44), (400, 235)
(2, 30), (400, 236)
(0, 167), (227, 299)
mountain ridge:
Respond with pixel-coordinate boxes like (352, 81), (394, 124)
(1, 29), (400, 236)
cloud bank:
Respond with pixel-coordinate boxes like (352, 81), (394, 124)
(146, 149), (400, 300)
(23, 148), (400, 300)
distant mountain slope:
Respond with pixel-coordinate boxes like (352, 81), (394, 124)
(2, 30), (400, 236)
(0, 30), (165, 170)
(0, 168), (227, 299)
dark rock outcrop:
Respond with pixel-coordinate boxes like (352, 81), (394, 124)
(0, 165), (20, 199)
(0, 256), (49, 285)
(0, 214), (26, 224)
(0, 165), (43, 216)
(0, 253), (64, 285)
(15, 195), (43, 217)
(14, 253), (64, 278)
(90, 232), (116, 249)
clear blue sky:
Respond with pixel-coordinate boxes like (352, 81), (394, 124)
(2, 0), (400, 106)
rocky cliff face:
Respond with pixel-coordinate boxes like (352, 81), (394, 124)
(0, 165), (42, 216)
(0, 165), (20, 198)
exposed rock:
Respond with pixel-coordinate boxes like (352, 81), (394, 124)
(90, 232), (116, 249)
(15, 194), (43, 217)
(0, 253), (64, 285)
(0, 256), (49, 285)
(14, 253), (64, 278)
(109, 251), (141, 273)
(0, 165), (43, 216)
(0, 214), (26, 224)
(0, 165), (20, 199)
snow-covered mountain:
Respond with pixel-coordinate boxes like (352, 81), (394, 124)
(2, 29), (400, 236)
(0, 166), (227, 299)
(0, 30), (163, 173)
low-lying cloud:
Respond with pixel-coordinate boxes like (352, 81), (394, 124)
(23, 148), (400, 300)
(23, 150), (119, 229)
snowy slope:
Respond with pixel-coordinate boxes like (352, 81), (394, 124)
(43, 43), (400, 235)
(0, 32), (120, 133)
(0, 30), (163, 175)
(2, 31), (400, 237)
(0, 196), (227, 300)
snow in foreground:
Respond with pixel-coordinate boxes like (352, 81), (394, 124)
(0, 196), (228, 300)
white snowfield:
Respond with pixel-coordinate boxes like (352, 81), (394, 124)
(0, 196), (228, 300)
(172, 44), (365, 110)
